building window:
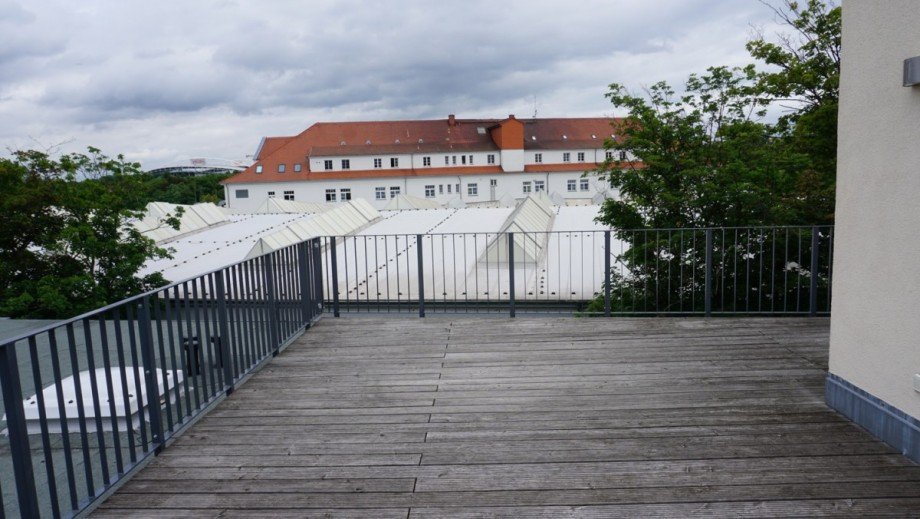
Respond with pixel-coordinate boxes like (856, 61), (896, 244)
(278, 163), (286, 173)
(452, 155), (457, 165)
(467, 183), (478, 196)
(255, 165), (263, 174)
(268, 191), (276, 198)
(390, 157), (399, 168)
(534, 180), (545, 192)
(523, 181), (532, 194)
(423, 156), (431, 167)
(375, 187), (386, 200)
(439, 184), (444, 194)
(461, 155), (466, 165)
(567, 180), (577, 192)
(284, 190), (295, 201)
(324, 160), (333, 171)
(447, 184), (452, 194)
(445, 156), (450, 165)
(534, 153), (542, 163)
(235, 189), (249, 198)
(487, 154), (495, 164)
(390, 186), (400, 198)
(374, 158), (382, 168)
(580, 179), (589, 191)
(325, 189), (336, 202)
(425, 185), (435, 198)
(605, 151), (613, 160)
(340, 188), (351, 201)
(456, 183), (460, 193)
(563, 152), (571, 162)
(577, 152), (585, 162)
(619, 151), (627, 160)
(490, 179), (497, 187)
(469, 155), (474, 165)
(293, 163), (302, 172)
(341, 159), (350, 170)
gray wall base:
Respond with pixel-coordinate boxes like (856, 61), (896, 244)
(826, 373), (920, 464)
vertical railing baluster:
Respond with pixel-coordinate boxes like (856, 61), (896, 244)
(810, 225), (820, 316)
(330, 237), (340, 317)
(508, 232), (516, 318)
(0, 341), (41, 518)
(704, 229), (713, 317)
(417, 234), (425, 317)
(604, 230), (611, 317)
(264, 252), (281, 354)
(137, 298), (165, 454)
(215, 271), (234, 392)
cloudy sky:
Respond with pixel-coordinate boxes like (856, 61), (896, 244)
(0, 0), (786, 169)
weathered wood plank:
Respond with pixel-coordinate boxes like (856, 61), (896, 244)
(91, 316), (920, 518)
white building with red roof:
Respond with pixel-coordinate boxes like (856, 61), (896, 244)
(222, 114), (634, 210)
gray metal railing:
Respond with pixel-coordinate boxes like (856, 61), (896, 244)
(0, 225), (833, 517)
(320, 226), (834, 316)
(0, 239), (324, 518)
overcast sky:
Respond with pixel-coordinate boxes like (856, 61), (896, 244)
(0, 0), (786, 169)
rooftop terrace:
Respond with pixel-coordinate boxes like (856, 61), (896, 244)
(90, 316), (920, 518)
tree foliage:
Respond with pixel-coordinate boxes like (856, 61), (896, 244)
(596, 0), (839, 230)
(588, 0), (839, 313)
(0, 148), (179, 318)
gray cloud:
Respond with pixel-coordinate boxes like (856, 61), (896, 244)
(0, 0), (785, 168)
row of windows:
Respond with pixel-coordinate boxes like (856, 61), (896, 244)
(324, 188), (352, 202)
(255, 151), (625, 175)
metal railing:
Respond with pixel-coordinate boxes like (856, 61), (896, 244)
(320, 226), (834, 316)
(0, 225), (832, 517)
(0, 239), (324, 518)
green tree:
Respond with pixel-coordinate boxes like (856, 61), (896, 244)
(588, 0), (839, 313)
(747, 0), (840, 222)
(0, 148), (178, 318)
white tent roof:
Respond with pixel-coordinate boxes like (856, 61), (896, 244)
(253, 198), (332, 214)
(383, 194), (442, 210)
(445, 196), (467, 209)
(132, 202), (229, 243)
(245, 199), (381, 259)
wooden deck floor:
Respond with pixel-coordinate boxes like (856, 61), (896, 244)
(94, 317), (920, 518)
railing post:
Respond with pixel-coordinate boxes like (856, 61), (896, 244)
(508, 232), (516, 318)
(417, 234), (425, 317)
(312, 238), (324, 317)
(704, 229), (713, 317)
(330, 237), (340, 317)
(810, 226), (820, 316)
(297, 241), (313, 326)
(214, 272), (235, 391)
(604, 230), (611, 317)
(263, 253), (281, 353)
(137, 297), (166, 453)
(0, 342), (41, 518)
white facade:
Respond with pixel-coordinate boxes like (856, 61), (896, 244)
(829, 0), (920, 419)
(224, 170), (616, 212)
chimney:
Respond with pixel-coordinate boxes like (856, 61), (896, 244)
(508, 114), (515, 119)
(448, 114), (456, 127)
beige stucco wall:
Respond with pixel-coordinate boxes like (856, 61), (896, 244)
(829, 0), (920, 418)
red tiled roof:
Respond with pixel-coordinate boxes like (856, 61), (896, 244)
(224, 116), (626, 185)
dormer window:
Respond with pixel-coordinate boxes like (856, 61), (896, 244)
(341, 159), (350, 170)
(577, 152), (585, 162)
(563, 152), (571, 162)
(534, 153), (542, 163)
(619, 151), (627, 160)
(390, 157), (399, 167)
(255, 164), (263, 173)
(324, 160), (333, 170)
(374, 158), (382, 168)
